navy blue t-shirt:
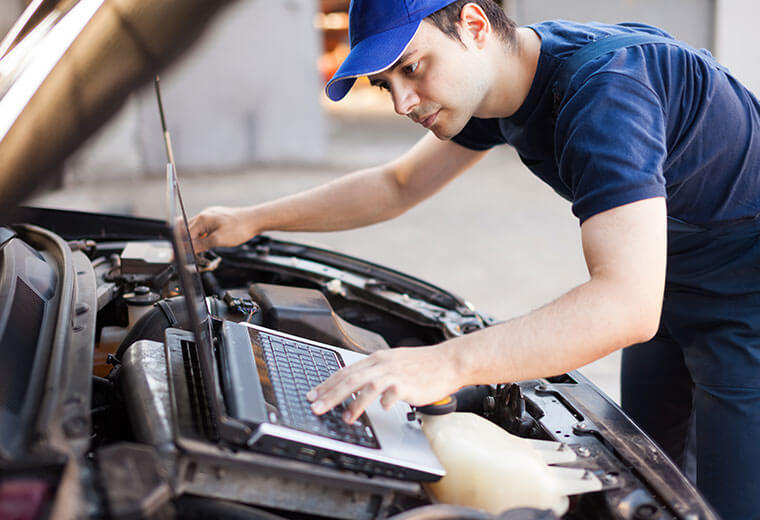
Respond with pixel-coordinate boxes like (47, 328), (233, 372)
(452, 20), (760, 224)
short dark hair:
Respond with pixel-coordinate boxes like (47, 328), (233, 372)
(426, 0), (517, 47)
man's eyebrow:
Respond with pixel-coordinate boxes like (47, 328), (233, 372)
(387, 50), (417, 72)
(368, 50), (418, 85)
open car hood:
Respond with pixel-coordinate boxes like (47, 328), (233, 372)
(0, 206), (719, 519)
(0, 0), (232, 217)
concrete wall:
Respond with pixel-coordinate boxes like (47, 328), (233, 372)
(714, 0), (760, 96)
(506, 0), (714, 49)
(65, 0), (326, 183)
(507, 0), (760, 96)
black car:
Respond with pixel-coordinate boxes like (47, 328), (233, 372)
(0, 1), (717, 519)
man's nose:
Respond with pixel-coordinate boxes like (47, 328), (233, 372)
(391, 84), (420, 116)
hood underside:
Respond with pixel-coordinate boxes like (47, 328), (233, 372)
(0, 0), (233, 219)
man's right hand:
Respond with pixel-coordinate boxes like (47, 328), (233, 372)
(188, 206), (257, 252)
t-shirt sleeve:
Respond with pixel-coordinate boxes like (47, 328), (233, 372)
(555, 72), (668, 223)
(451, 116), (506, 151)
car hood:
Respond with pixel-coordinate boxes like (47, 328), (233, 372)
(0, 0), (233, 218)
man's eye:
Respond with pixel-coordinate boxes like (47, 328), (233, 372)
(374, 82), (390, 93)
(403, 62), (419, 75)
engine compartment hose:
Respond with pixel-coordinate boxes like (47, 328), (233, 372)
(202, 270), (224, 298)
(174, 496), (290, 520)
(115, 295), (192, 360)
(453, 385), (492, 413)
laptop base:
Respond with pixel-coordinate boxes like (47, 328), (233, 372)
(118, 338), (426, 519)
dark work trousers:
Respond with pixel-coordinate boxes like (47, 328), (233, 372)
(621, 217), (760, 520)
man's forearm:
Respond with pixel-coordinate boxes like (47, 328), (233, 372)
(445, 275), (661, 387)
(189, 136), (486, 251)
(311, 275), (662, 423)
(244, 165), (409, 235)
(242, 134), (487, 235)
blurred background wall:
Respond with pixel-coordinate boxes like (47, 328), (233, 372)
(507, 0), (714, 48)
(714, 0), (760, 99)
(506, 0), (759, 95)
(61, 0), (327, 184)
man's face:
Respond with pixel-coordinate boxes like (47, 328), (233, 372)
(368, 20), (491, 140)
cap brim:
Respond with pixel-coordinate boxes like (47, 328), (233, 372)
(325, 20), (421, 102)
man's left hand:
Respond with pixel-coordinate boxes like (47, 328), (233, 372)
(306, 345), (461, 423)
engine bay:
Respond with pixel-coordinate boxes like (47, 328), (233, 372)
(0, 208), (715, 520)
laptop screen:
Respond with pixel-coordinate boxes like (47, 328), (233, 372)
(165, 164), (253, 443)
(165, 163), (214, 349)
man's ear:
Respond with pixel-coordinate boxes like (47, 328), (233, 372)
(459, 2), (491, 48)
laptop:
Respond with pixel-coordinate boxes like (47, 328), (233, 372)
(161, 153), (445, 482)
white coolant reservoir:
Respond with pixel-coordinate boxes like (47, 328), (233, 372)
(420, 412), (602, 516)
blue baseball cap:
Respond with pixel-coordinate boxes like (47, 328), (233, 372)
(325, 0), (457, 102)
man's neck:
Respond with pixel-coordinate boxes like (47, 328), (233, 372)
(478, 27), (541, 118)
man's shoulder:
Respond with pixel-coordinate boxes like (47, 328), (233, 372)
(532, 20), (721, 106)
(528, 20), (675, 62)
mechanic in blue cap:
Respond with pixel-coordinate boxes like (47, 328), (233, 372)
(190, 1), (760, 517)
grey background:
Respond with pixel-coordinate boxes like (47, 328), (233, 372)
(508, 0), (714, 48)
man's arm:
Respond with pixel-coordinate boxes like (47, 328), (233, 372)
(189, 134), (487, 251)
(308, 197), (667, 423)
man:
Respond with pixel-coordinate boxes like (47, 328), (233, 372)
(189, 1), (760, 517)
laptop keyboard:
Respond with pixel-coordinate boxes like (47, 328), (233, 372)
(259, 332), (379, 449)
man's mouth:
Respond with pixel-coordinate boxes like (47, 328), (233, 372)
(419, 110), (439, 129)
